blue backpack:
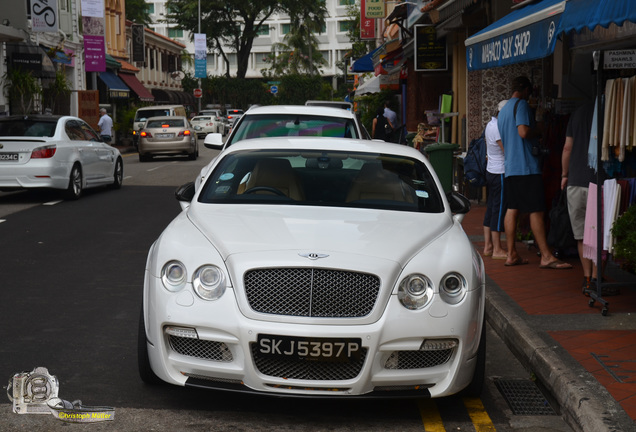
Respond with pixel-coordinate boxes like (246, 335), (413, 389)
(464, 131), (487, 187)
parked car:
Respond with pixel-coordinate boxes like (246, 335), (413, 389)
(137, 116), (198, 162)
(138, 137), (485, 399)
(190, 115), (219, 138)
(0, 115), (123, 200)
(198, 109), (226, 135)
(225, 108), (244, 129)
(132, 105), (187, 146)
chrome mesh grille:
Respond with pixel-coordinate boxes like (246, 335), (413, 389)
(251, 343), (367, 380)
(244, 268), (380, 317)
(384, 349), (453, 370)
(168, 336), (233, 362)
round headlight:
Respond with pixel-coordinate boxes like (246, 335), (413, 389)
(398, 274), (433, 310)
(193, 265), (226, 301)
(161, 261), (187, 292)
(440, 272), (467, 304)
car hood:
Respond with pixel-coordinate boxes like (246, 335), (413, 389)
(187, 204), (452, 265)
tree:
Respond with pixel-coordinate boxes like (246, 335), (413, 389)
(264, 2), (327, 77)
(2, 67), (42, 114)
(126, 0), (153, 26)
(164, 0), (327, 79)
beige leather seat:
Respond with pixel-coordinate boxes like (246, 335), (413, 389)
(243, 159), (305, 200)
(346, 163), (414, 203)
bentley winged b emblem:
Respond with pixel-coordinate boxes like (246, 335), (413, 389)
(298, 252), (329, 260)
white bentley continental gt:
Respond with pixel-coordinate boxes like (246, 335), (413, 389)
(139, 137), (485, 398)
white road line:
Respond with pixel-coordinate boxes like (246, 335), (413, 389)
(43, 200), (63, 206)
(148, 162), (178, 172)
(0, 219), (6, 224)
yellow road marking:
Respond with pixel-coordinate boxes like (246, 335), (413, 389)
(463, 397), (497, 432)
(417, 399), (445, 432)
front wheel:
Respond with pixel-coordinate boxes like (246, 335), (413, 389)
(65, 164), (83, 200)
(109, 158), (123, 189)
(461, 323), (486, 397)
(138, 308), (163, 385)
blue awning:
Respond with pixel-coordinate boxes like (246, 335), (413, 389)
(465, 0), (565, 71)
(351, 47), (380, 73)
(465, 0), (636, 71)
(98, 70), (130, 99)
(560, 0), (636, 34)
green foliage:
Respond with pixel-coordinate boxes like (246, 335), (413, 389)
(277, 74), (323, 105)
(43, 68), (71, 114)
(2, 67), (42, 114)
(126, 0), (152, 26)
(114, 104), (138, 138)
(164, 0), (328, 79)
(611, 205), (636, 273)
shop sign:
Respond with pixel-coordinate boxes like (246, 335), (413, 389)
(31, 0), (58, 33)
(466, 15), (560, 71)
(603, 50), (636, 70)
(415, 25), (447, 71)
(132, 24), (145, 63)
(365, 0), (385, 19)
(109, 90), (129, 99)
(11, 53), (42, 72)
(360, 0), (376, 40)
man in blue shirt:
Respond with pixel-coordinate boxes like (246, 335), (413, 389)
(498, 76), (572, 270)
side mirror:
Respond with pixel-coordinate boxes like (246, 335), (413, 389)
(203, 133), (224, 149)
(175, 182), (196, 203)
(446, 191), (471, 223)
(137, 122), (145, 129)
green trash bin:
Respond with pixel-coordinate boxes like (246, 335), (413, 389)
(424, 142), (459, 193)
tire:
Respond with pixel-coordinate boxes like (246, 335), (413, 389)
(65, 164), (83, 200)
(461, 322), (486, 397)
(188, 138), (198, 160)
(138, 307), (163, 385)
(109, 158), (123, 189)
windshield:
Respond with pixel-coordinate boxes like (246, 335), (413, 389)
(0, 119), (57, 137)
(135, 109), (171, 122)
(198, 149), (443, 213)
(227, 114), (361, 147)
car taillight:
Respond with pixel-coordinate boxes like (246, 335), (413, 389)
(140, 131), (152, 137)
(179, 130), (191, 136)
(31, 145), (56, 159)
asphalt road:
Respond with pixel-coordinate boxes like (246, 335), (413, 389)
(0, 145), (572, 431)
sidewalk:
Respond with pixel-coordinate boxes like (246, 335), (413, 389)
(463, 203), (636, 432)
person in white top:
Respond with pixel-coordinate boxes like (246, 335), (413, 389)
(98, 108), (114, 143)
(482, 100), (508, 259)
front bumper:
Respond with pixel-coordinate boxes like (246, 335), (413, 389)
(143, 272), (484, 398)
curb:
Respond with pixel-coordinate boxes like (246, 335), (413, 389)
(485, 279), (634, 432)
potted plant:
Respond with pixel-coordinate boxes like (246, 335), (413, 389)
(2, 67), (42, 115)
(611, 204), (636, 274)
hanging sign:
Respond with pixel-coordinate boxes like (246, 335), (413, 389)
(603, 50), (636, 70)
(132, 24), (145, 63)
(415, 25), (447, 71)
(194, 33), (207, 78)
(365, 0), (385, 19)
(31, 0), (58, 33)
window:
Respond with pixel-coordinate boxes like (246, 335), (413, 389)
(338, 0), (355, 5)
(168, 28), (184, 38)
(146, 3), (155, 14)
(281, 23), (291, 35)
(338, 21), (353, 33)
(256, 25), (270, 37)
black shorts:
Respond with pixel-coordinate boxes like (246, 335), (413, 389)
(504, 174), (546, 213)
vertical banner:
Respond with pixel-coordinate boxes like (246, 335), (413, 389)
(81, 0), (106, 72)
(31, 0), (59, 33)
(194, 33), (207, 78)
(132, 24), (145, 63)
(365, 0), (386, 19)
(360, 0), (376, 40)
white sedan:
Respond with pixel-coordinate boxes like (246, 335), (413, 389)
(139, 137), (485, 398)
(0, 115), (123, 199)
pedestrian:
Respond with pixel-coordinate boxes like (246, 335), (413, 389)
(372, 106), (393, 141)
(497, 76), (572, 269)
(483, 100), (508, 260)
(384, 101), (398, 142)
(98, 108), (114, 143)
(562, 100), (604, 290)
